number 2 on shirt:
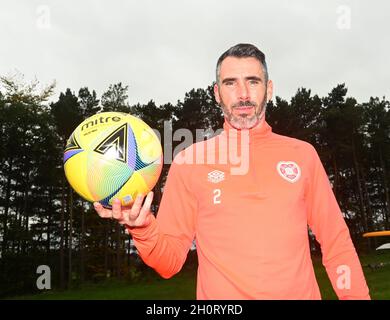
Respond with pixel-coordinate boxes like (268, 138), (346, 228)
(213, 189), (221, 204)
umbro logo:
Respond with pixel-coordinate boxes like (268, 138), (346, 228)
(207, 170), (225, 184)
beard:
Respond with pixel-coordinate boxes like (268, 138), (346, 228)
(220, 92), (267, 130)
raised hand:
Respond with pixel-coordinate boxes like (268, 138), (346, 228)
(94, 191), (154, 228)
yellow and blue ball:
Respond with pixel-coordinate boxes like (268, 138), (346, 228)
(63, 112), (163, 207)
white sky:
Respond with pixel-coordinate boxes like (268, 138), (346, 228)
(0, 0), (389, 105)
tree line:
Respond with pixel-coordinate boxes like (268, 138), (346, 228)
(0, 74), (389, 296)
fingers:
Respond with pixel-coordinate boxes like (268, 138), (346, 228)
(129, 193), (145, 221)
(112, 198), (122, 219)
(94, 200), (121, 220)
(93, 202), (112, 218)
(120, 192), (153, 227)
(93, 192), (153, 227)
(136, 191), (153, 225)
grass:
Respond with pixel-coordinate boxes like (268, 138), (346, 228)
(7, 269), (197, 300)
(6, 252), (390, 300)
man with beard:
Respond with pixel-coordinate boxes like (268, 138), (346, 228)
(94, 44), (370, 299)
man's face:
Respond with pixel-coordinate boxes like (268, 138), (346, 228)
(214, 57), (273, 130)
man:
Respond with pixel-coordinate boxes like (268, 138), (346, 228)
(94, 43), (370, 299)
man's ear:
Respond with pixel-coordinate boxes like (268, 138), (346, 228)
(214, 83), (221, 104)
(266, 80), (273, 102)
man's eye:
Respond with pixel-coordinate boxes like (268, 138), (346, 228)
(249, 80), (259, 85)
(225, 81), (234, 86)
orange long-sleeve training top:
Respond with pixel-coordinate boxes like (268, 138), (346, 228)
(127, 119), (370, 300)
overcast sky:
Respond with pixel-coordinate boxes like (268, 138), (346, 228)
(0, 0), (389, 106)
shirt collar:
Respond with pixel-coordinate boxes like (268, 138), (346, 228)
(221, 117), (273, 144)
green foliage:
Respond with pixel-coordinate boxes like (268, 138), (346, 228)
(78, 87), (100, 118)
(173, 86), (223, 138)
(50, 88), (83, 140)
(101, 82), (130, 113)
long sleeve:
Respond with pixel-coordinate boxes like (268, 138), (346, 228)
(126, 154), (197, 279)
(306, 145), (370, 300)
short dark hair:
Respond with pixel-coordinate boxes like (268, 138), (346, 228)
(216, 43), (268, 84)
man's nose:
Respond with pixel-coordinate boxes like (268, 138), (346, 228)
(237, 82), (250, 100)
